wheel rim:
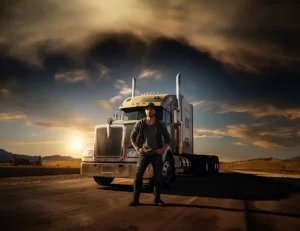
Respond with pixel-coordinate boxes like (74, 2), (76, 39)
(162, 160), (173, 184)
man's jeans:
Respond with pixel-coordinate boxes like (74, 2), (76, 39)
(133, 154), (163, 199)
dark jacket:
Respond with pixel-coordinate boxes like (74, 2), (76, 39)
(130, 118), (171, 149)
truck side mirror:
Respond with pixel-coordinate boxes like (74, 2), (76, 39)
(113, 113), (118, 120)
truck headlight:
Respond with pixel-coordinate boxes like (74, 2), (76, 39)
(127, 149), (138, 158)
(82, 149), (94, 157)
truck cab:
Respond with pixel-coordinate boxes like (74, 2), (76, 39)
(81, 73), (219, 187)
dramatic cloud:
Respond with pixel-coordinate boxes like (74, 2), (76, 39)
(0, 88), (11, 97)
(138, 69), (162, 79)
(1, 91), (94, 132)
(194, 118), (300, 150)
(234, 142), (247, 146)
(193, 98), (300, 149)
(96, 79), (141, 111)
(227, 121), (300, 149)
(0, 113), (26, 120)
(30, 120), (93, 133)
(194, 128), (226, 138)
(96, 100), (114, 111)
(192, 100), (300, 119)
(0, 77), (23, 98)
(55, 63), (110, 84)
(1, 0), (299, 73)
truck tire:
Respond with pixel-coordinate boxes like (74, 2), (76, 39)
(162, 154), (175, 188)
(205, 157), (210, 175)
(148, 154), (174, 189)
(93, 176), (114, 186)
(212, 156), (219, 175)
(192, 155), (209, 176)
(208, 157), (215, 175)
(216, 159), (219, 174)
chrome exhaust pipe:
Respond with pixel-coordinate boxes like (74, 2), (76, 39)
(132, 77), (136, 97)
(176, 73), (181, 112)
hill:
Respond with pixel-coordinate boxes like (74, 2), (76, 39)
(0, 148), (79, 162)
(42, 155), (79, 161)
(287, 156), (300, 161)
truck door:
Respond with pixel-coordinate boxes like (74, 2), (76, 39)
(182, 105), (193, 154)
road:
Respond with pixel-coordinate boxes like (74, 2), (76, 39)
(1, 172), (300, 231)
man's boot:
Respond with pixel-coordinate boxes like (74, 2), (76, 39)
(154, 195), (164, 206)
(129, 193), (140, 206)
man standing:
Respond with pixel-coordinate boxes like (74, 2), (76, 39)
(129, 102), (171, 206)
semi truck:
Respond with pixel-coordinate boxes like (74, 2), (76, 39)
(80, 73), (219, 188)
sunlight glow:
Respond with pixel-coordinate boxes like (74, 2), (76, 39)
(69, 135), (84, 151)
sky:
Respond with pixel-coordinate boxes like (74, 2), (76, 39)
(1, 0), (300, 161)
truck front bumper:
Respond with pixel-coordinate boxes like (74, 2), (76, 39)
(80, 162), (154, 178)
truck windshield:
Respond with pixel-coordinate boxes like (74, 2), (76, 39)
(121, 107), (146, 120)
(121, 106), (163, 120)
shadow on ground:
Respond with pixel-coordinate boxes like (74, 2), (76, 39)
(99, 172), (300, 201)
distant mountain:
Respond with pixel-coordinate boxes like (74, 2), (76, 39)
(287, 156), (300, 161)
(42, 155), (77, 161)
(0, 149), (13, 162)
(0, 149), (79, 162)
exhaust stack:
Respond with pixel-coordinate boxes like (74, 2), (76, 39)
(176, 73), (181, 112)
(132, 77), (136, 97)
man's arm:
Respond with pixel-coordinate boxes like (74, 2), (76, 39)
(161, 122), (171, 151)
(130, 121), (141, 151)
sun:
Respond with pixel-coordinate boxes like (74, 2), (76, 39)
(69, 135), (84, 151)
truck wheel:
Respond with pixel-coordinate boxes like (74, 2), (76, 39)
(212, 156), (219, 175)
(192, 155), (207, 177)
(93, 177), (114, 186)
(205, 160), (209, 175)
(162, 154), (174, 188)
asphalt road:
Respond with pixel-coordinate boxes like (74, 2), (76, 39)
(1, 172), (300, 231)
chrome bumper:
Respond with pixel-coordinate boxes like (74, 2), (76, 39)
(80, 162), (154, 178)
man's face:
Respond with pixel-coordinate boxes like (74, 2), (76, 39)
(145, 107), (156, 117)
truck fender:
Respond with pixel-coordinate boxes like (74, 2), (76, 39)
(162, 146), (174, 163)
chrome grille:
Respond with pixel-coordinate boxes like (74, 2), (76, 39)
(95, 126), (123, 157)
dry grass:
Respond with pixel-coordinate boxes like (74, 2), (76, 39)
(220, 158), (300, 173)
(0, 160), (81, 169)
(40, 160), (81, 168)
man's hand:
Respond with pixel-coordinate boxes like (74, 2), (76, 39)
(156, 148), (165, 155)
(135, 147), (144, 155)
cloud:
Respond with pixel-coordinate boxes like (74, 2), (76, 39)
(194, 116), (300, 149)
(192, 98), (300, 149)
(0, 75), (97, 133)
(192, 99), (300, 119)
(96, 100), (113, 111)
(31, 120), (93, 133)
(54, 63), (110, 84)
(0, 77), (24, 98)
(138, 69), (162, 79)
(0, 0), (299, 73)
(1, 91), (95, 132)
(97, 78), (141, 111)
(0, 113), (26, 120)
(2, 140), (65, 145)
(0, 88), (11, 96)
(234, 142), (247, 146)
(194, 128), (226, 138)
(226, 122), (300, 149)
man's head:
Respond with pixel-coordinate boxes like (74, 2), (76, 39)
(145, 102), (156, 118)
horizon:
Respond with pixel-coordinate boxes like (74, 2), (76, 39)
(0, 147), (299, 163)
(1, 1), (300, 162)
